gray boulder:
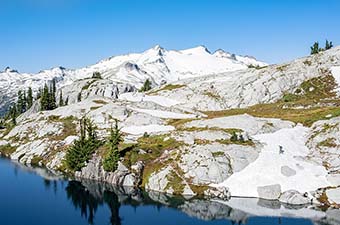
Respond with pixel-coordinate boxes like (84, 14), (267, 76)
(279, 190), (310, 205)
(257, 184), (281, 200)
(281, 166), (297, 177)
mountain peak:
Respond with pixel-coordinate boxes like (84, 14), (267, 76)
(181, 45), (211, 55)
(3, 67), (18, 73)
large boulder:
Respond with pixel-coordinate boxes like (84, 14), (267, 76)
(257, 184), (281, 200)
(279, 190), (310, 205)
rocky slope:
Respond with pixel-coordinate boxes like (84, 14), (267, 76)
(1, 46), (340, 208)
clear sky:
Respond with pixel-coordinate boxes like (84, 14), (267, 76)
(1, 0), (339, 73)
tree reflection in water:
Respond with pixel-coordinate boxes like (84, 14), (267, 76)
(66, 181), (121, 225)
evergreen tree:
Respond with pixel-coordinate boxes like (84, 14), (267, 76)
(77, 92), (82, 102)
(140, 79), (152, 92)
(59, 90), (64, 107)
(40, 84), (49, 111)
(310, 42), (320, 55)
(48, 82), (57, 110)
(65, 97), (69, 106)
(65, 117), (102, 171)
(239, 134), (245, 143)
(92, 72), (102, 79)
(325, 40), (333, 50)
(230, 132), (238, 142)
(10, 104), (17, 125)
(0, 118), (5, 129)
(103, 119), (122, 172)
(27, 87), (33, 109)
(103, 120), (122, 172)
(17, 90), (26, 114)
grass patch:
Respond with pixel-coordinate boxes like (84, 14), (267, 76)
(0, 144), (17, 157)
(217, 138), (255, 146)
(203, 91), (221, 100)
(212, 151), (225, 157)
(317, 138), (337, 148)
(31, 155), (44, 166)
(93, 100), (108, 105)
(204, 75), (340, 126)
(165, 170), (186, 195)
(156, 84), (186, 92)
(141, 161), (164, 188)
(82, 79), (97, 90)
(90, 106), (101, 111)
(48, 116), (77, 141)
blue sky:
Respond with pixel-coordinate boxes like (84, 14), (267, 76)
(1, 0), (339, 73)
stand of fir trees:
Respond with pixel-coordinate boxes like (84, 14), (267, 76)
(40, 79), (57, 111)
(311, 40), (333, 55)
(4, 87), (34, 126)
(65, 117), (102, 171)
(103, 119), (122, 172)
(92, 71), (102, 79)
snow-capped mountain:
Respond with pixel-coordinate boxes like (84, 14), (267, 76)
(0, 45), (266, 114)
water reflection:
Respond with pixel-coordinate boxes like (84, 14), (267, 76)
(63, 179), (338, 225)
(2, 158), (339, 225)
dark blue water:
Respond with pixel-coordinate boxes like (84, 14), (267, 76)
(0, 158), (320, 225)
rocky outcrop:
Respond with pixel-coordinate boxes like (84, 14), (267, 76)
(75, 156), (143, 188)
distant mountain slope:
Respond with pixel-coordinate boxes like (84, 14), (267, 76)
(0, 45), (266, 115)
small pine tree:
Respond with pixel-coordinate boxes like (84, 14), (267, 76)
(230, 132), (238, 142)
(311, 42), (320, 55)
(65, 97), (69, 106)
(0, 118), (5, 129)
(92, 72), (102, 79)
(77, 92), (82, 102)
(140, 79), (152, 92)
(325, 40), (333, 50)
(59, 90), (64, 107)
(27, 87), (33, 109)
(40, 84), (49, 111)
(103, 119), (122, 172)
(17, 90), (27, 114)
(10, 104), (17, 125)
(239, 134), (245, 143)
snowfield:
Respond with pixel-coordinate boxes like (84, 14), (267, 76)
(215, 125), (330, 197)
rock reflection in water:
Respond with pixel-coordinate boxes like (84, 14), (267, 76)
(62, 179), (339, 225)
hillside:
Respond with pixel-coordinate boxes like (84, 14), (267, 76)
(0, 46), (340, 208)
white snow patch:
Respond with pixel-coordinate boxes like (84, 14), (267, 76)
(121, 124), (175, 135)
(119, 92), (181, 107)
(214, 125), (330, 198)
(331, 66), (340, 94)
(130, 107), (196, 119)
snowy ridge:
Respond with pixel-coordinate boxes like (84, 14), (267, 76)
(0, 45), (266, 114)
